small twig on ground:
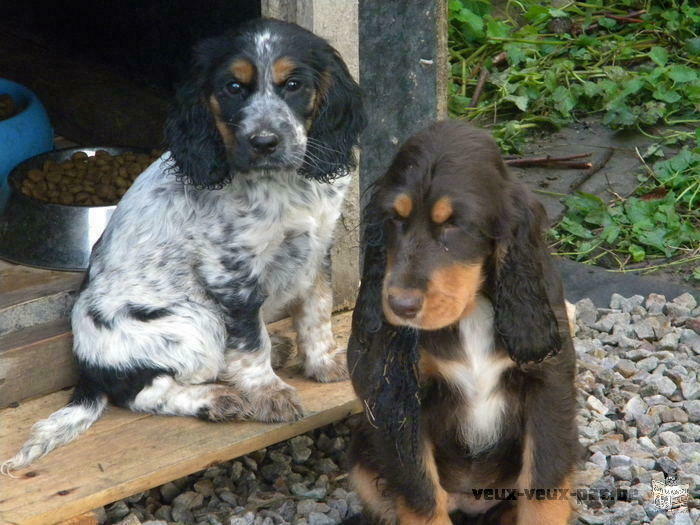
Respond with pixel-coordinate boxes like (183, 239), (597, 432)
(604, 173), (626, 202)
(534, 189), (569, 197)
(599, 9), (646, 18)
(585, 9), (646, 33)
(549, 162), (593, 169)
(634, 146), (660, 181)
(607, 255), (700, 274)
(469, 52), (507, 107)
(470, 67), (490, 107)
(505, 153), (592, 168)
(565, 147), (615, 193)
(605, 13), (645, 23)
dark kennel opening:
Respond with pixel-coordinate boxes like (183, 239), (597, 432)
(0, 1), (261, 147)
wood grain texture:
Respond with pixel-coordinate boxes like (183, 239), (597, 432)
(0, 311), (359, 525)
(435, 0), (449, 120)
(56, 511), (99, 525)
(0, 319), (75, 409)
(0, 261), (83, 312)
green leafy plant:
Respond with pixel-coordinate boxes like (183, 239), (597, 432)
(551, 147), (700, 276)
(449, 1), (700, 278)
(449, 0), (700, 152)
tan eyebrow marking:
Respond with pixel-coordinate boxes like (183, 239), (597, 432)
(229, 59), (255, 84)
(393, 193), (413, 218)
(431, 197), (453, 224)
(272, 57), (296, 84)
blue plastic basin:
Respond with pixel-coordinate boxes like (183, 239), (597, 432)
(0, 79), (53, 186)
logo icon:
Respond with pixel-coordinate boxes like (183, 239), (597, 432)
(651, 476), (689, 514)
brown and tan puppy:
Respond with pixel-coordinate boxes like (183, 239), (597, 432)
(347, 121), (579, 524)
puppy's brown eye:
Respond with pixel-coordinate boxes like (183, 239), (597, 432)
(225, 81), (243, 95)
(285, 79), (302, 92)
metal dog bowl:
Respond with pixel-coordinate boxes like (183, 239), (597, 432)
(0, 147), (147, 271)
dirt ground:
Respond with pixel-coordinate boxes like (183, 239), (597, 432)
(507, 119), (697, 290)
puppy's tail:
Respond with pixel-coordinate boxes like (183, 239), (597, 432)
(0, 383), (107, 476)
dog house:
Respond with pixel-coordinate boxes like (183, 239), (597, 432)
(0, 2), (446, 522)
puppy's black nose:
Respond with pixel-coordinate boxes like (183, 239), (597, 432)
(388, 292), (423, 319)
(249, 134), (279, 154)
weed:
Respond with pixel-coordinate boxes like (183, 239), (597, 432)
(449, 0), (699, 152)
(550, 146), (699, 277)
(449, 1), (700, 279)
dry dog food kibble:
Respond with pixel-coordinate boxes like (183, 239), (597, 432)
(20, 150), (161, 206)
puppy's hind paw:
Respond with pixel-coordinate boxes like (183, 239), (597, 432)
(248, 384), (304, 423)
(198, 388), (249, 422)
(305, 349), (349, 383)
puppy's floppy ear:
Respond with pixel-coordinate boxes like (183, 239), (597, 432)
(165, 38), (230, 189)
(491, 188), (561, 364)
(348, 196), (432, 508)
(303, 47), (366, 181)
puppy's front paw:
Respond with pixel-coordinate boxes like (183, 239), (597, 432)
(270, 333), (296, 369)
(198, 387), (249, 422)
(248, 383), (304, 422)
(305, 349), (349, 383)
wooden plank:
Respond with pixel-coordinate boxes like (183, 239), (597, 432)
(0, 319), (75, 409)
(0, 311), (358, 525)
(0, 261), (83, 312)
(435, 0), (449, 120)
(0, 376), (360, 524)
(0, 260), (83, 337)
(56, 511), (99, 525)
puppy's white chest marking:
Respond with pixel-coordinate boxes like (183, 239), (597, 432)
(219, 172), (349, 316)
(439, 297), (512, 453)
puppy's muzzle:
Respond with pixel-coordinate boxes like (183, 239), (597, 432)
(387, 288), (423, 319)
(249, 132), (280, 155)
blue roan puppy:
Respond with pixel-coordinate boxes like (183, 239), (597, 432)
(3, 18), (365, 473)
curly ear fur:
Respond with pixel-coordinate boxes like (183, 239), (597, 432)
(165, 39), (231, 189)
(302, 47), (366, 182)
(492, 188), (561, 364)
(348, 197), (436, 512)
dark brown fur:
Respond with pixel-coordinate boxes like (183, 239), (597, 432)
(347, 121), (579, 524)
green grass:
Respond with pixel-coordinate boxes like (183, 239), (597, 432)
(449, 0), (700, 151)
(448, 0), (700, 279)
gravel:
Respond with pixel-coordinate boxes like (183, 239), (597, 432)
(93, 293), (698, 525)
(573, 293), (699, 524)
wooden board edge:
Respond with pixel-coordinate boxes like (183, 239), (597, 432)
(17, 399), (362, 525)
(0, 319), (71, 354)
(54, 511), (99, 525)
(0, 278), (83, 314)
